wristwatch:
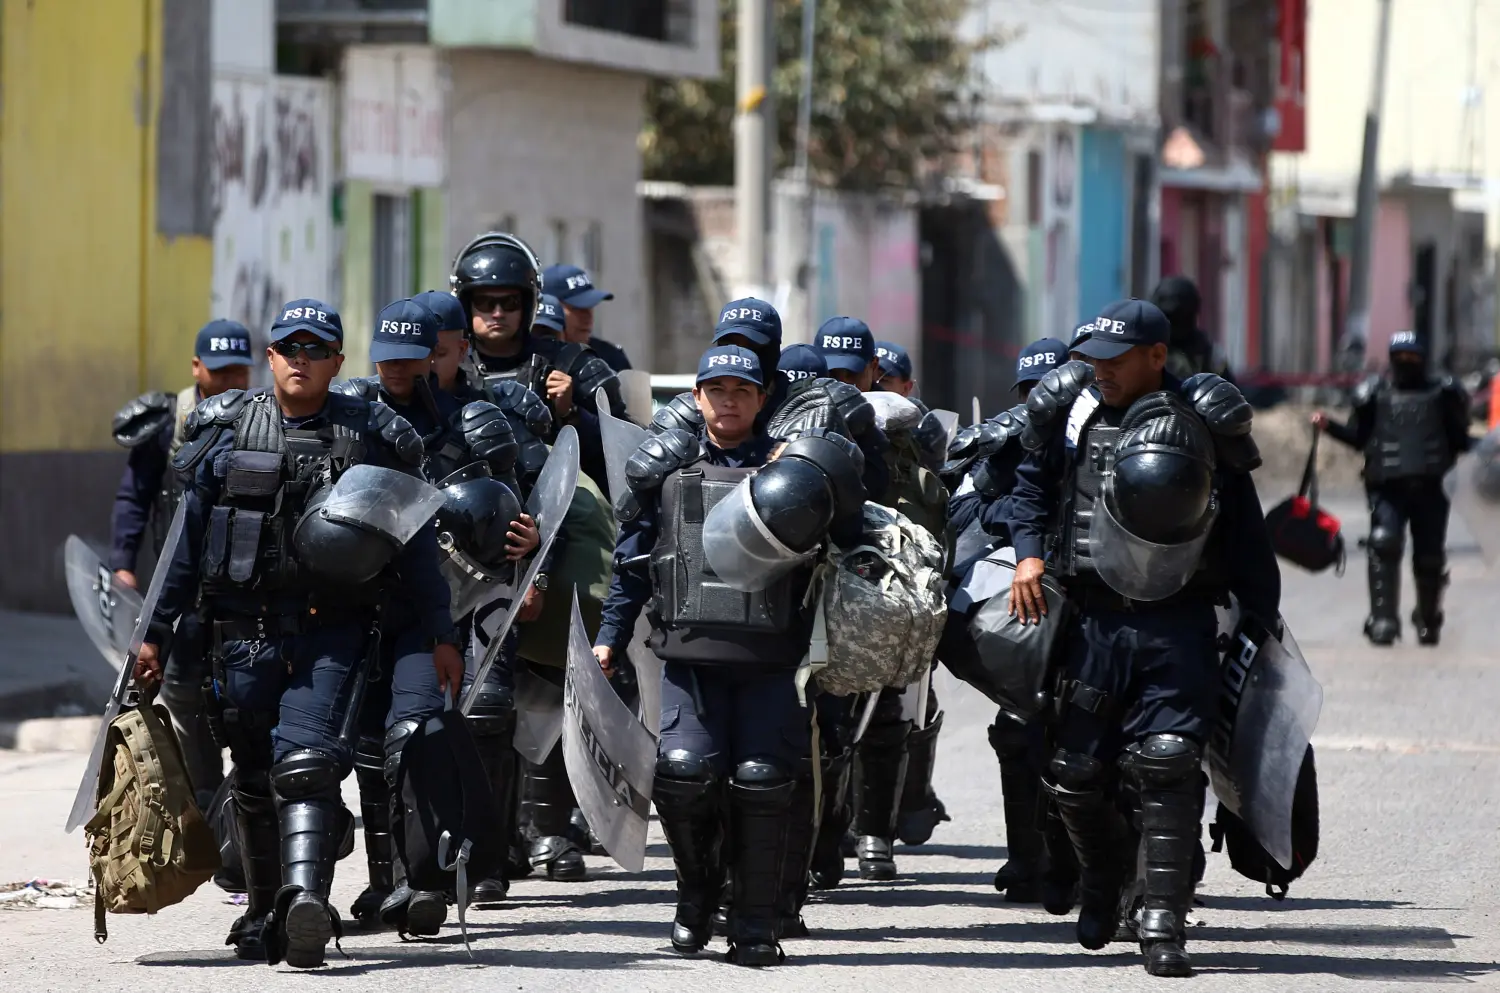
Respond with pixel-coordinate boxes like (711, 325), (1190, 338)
(533, 573), (550, 592)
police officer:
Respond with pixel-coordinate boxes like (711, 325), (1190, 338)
(134, 300), (460, 968)
(108, 319), (254, 810)
(449, 232), (624, 497)
(1151, 276), (1235, 382)
(594, 344), (865, 966)
(875, 341), (916, 397)
(940, 337), (1069, 904)
(335, 298), (539, 930)
(778, 343), (827, 392)
(542, 263), (632, 372)
(414, 289), (471, 395)
(532, 292), (568, 340)
(1313, 331), (1471, 645)
(1007, 298), (1279, 977)
(711, 299), (789, 426)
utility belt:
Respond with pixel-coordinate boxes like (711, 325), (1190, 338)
(1061, 573), (1225, 615)
(207, 600), (378, 644)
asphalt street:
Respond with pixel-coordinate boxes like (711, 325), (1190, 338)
(2, 493), (1499, 991)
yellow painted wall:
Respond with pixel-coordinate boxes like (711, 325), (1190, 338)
(0, 0), (211, 454)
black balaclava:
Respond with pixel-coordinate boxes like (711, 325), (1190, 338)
(1390, 337), (1428, 389)
(1151, 276), (1201, 347)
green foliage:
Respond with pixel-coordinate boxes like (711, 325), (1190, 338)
(641, 0), (994, 192)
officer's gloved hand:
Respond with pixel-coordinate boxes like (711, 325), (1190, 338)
(616, 428), (701, 522)
(1021, 361), (1094, 451)
(766, 379), (855, 441)
(368, 401), (424, 466)
(460, 401), (520, 474)
(492, 380), (554, 439)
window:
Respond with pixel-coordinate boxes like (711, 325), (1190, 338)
(373, 193), (413, 317)
(548, 219), (569, 269)
(582, 221), (603, 277)
(564, 0), (694, 45)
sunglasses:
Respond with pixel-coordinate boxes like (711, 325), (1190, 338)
(271, 340), (340, 361)
(470, 292), (526, 315)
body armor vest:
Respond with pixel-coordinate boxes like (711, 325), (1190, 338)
(648, 462), (814, 666)
(1364, 385), (1452, 484)
(199, 391), (373, 605)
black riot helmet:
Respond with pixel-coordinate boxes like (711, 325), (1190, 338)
(1105, 392), (1217, 545)
(292, 483), (399, 586)
(1151, 275), (1201, 344)
(449, 231), (544, 335)
(749, 431), (868, 552)
(434, 463), (523, 580)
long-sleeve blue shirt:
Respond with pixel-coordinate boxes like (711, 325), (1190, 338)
(149, 393), (453, 645)
(1007, 376), (1281, 623)
(108, 423), (173, 572)
(595, 429), (777, 653)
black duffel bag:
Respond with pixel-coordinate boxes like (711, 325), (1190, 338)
(1264, 429), (1346, 574)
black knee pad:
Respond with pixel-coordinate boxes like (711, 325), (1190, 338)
(734, 758), (790, 788)
(654, 749), (719, 807)
(1413, 553), (1448, 581)
(271, 748), (344, 801)
(1368, 524), (1404, 561)
(1047, 749), (1109, 793)
(382, 718), (421, 783)
(466, 694), (516, 739)
(1121, 734), (1201, 789)
(988, 716), (1030, 761)
(354, 734), (383, 776)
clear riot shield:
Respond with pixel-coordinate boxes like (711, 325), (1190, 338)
(930, 409), (961, 449)
(700, 477), (813, 593)
(66, 500), (189, 833)
(1448, 432), (1500, 565)
(562, 592), (655, 872)
(317, 464), (446, 546)
(513, 664), (565, 765)
(595, 389), (648, 509)
(615, 370), (653, 428)
(1206, 614), (1323, 871)
(64, 536), (143, 672)
(971, 396), (982, 426)
(462, 427), (581, 714)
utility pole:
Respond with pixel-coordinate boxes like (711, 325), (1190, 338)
(1342, 0), (1393, 368)
(736, 0), (772, 293)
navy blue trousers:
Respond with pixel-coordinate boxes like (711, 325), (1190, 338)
(658, 663), (813, 777)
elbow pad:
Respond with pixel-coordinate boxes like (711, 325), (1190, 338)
(1020, 361), (1094, 451)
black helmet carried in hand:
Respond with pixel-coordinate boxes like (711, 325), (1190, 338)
(449, 232), (543, 335)
(434, 462), (524, 582)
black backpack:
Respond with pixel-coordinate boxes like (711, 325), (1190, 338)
(391, 707), (504, 947)
(1210, 744), (1320, 900)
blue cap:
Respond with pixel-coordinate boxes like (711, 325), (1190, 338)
(713, 298), (782, 347)
(814, 316), (875, 374)
(1015, 337), (1067, 386)
(1389, 330), (1426, 356)
(697, 345), (764, 387)
(270, 299), (343, 344)
(1071, 299), (1171, 360)
(194, 319), (254, 369)
(875, 341), (912, 381)
(778, 343), (827, 385)
(534, 293), (566, 335)
(543, 264), (613, 309)
(371, 298), (440, 363)
(414, 290), (466, 333)
(1068, 322), (1093, 352)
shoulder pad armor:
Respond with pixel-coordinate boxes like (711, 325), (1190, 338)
(1181, 373), (1253, 437)
(1352, 375), (1382, 408)
(826, 381), (876, 439)
(184, 389), (249, 440)
(1020, 361), (1094, 451)
(367, 401), (423, 467)
(460, 400), (519, 472)
(111, 391), (175, 448)
(616, 428), (702, 522)
(492, 379), (554, 438)
(332, 377), (379, 402)
(766, 381), (851, 441)
(650, 392), (703, 436)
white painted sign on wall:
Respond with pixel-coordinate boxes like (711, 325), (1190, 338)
(344, 45), (447, 187)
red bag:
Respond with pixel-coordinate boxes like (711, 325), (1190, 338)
(1264, 429), (1346, 574)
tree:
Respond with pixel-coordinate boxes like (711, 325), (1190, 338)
(641, 0), (995, 193)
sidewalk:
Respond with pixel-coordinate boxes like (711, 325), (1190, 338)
(0, 608), (118, 723)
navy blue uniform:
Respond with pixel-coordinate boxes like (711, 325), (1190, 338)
(109, 424), (172, 573)
(588, 336), (632, 373)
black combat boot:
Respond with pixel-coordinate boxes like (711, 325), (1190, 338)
(775, 772), (817, 938)
(1047, 751), (1130, 951)
(988, 719), (1046, 902)
(467, 701), (519, 903)
(522, 747), (586, 881)
(852, 719), (910, 881)
(224, 778), (279, 960)
(1412, 560), (1448, 646)
(349, 739), (393, 927)
(1124, 736), (1204, 978)
(897, 711), (951, 846)
(726, 772), (794, 967)
(1039, 801), (1080, 915)
(653, 758), (725, 954)
(808, 749), (851, 891)
(376, 722), (447, 936)
(270, 796), (344, 968)
(1364, 541), (1402, 645)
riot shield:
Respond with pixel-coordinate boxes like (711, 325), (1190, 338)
(317, 464), (446, 546)
(562, 591), (655, 872)
(66, 500), (189, 833)
(930, 409), (961, 449)
(595, 390), (648, 509)
(971, 396), (982, 426)
(64, 536), (143, 672)
(948, 542), (1017, 615)
(1206, 613), (1323, 871)
(461, 427), (580, 714)
(616, 370), (653, 428)
(1448, 435), (1500, 565)
(513, 664), (565, 765)
(629, 613), (663, 738)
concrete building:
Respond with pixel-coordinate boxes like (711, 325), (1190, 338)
(277, 0), (719, 373)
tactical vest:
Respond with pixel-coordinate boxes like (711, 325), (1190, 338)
(199, 391), (375, 605)
(1363, 385), (1452, 484)
(347, 376), (470, 483)
(648, 462), (815, 666)
(149, 387), (200, 556)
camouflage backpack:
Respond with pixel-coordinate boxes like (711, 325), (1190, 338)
(813, 502), (948, 697)
(85, 703), (219, 941)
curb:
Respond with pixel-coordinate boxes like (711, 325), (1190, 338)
(0, 716), (98, 753)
